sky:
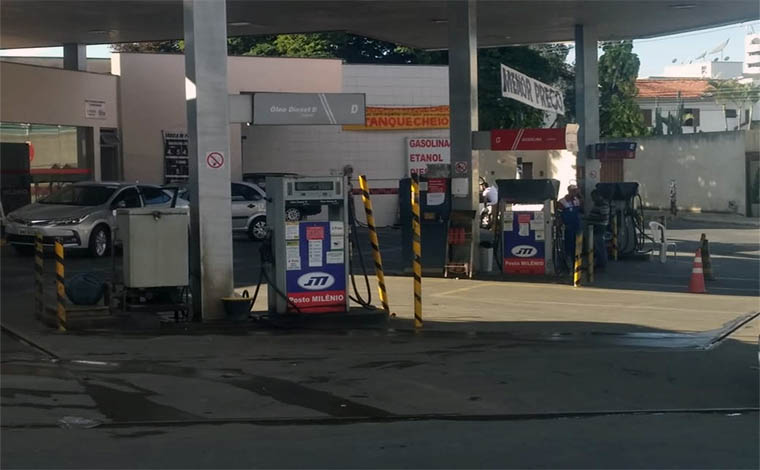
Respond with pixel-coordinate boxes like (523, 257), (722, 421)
(1, 20), (759, 78)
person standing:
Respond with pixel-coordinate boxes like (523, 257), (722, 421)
(585, 189), (611, 269)
(558, 184), (583, 267)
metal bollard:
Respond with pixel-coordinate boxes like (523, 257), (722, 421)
(573, 232), (583, 287)
(410, 173), (423, 328)
(54, 240), (66, 332)
(586, 225), (594, 284)
(612, 213), (618, 261)
(34, 233), (44, 316)
(358, 175), (390, 315)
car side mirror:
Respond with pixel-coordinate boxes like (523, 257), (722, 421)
(113, 200), (127, 210)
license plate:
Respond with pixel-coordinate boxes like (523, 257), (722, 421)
(16, 227), (34, 236)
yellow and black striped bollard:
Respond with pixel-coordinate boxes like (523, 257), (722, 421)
(587, 226), (594, 284)
(54, 240), (67, 332)
(612, 213), (618, 261)
(410, 173), (423, 328)
(34, 233), (44, 317)
(358, 175), (390, 315)
(573, 232), (583, 287)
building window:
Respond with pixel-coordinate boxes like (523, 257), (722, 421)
(682, 108), (700, 127)
(725, 109), (737, 118)
(0, 122), (94, 201)
(641, 109), (653, 127)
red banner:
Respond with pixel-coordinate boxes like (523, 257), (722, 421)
(288, 290), (346, 313)
(503, 258), (545, 274)
(490, 128), (566, 151)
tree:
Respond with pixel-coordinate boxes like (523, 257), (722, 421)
(708, 79), (760, 130)
(111, 34), (574, 129)
(598, 41), (648, 138)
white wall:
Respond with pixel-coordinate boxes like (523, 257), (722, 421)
(637, 99), (747, 133)
(113, 53), (343, 184)
(615, 132), (748, 214)
(0, 61), (118, 128)
(663, 61), (743, 79)
(242, 64), (451, 226)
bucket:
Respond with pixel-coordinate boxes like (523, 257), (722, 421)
(479, 242), (494, 272)
(221, 290), (253, 321)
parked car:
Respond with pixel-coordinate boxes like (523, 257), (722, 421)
(5, 182), (187, 257)
(242, 172), (322, 220)
(166, 181), (275, 241)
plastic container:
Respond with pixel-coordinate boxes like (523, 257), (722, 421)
(221, 290), (253, 321)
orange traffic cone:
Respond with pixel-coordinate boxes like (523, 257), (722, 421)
(688, 248), (707, 294)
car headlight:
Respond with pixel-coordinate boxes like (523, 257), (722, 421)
(51, 216), (85, 226)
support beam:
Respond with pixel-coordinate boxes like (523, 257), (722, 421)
(62, 43), (86, 71)
(574, 24), (600, 202)
(447, 0), (480, 269)
(184, 0), (234, 320)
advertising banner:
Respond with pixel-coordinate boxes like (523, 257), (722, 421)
(500, 64), (565, 115)
(593, 142), (637, 159)
(407, 137), (451, 175)
(285, 221), (346, 313)
(253, 92), (365, 125)
(343, 106), (450, 131)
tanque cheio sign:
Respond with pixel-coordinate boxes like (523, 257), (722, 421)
(500, 64), (565, 115)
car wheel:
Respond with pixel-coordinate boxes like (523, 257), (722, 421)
(247, 217), (268, 241)
(88, 225), (111, 258)
(285, 207), (302, 222)
(13, 245), (35, 256)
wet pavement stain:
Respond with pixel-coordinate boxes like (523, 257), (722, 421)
(226, 375), (393, 418)
(1, 388), (82, 399)
(2, 402), (96, 411)
(108, 430), (167, 439)
(350, 360), (424, 370)
(80, 378), (203, 422)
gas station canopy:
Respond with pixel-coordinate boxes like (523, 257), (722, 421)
(1, 0), (757, 50)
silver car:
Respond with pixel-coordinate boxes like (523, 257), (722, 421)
(5, 182), (187, 257)
(172, 181), (269, 241)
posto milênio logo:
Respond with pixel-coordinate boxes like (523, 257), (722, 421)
(511, 245), (538, 257)
(297, 272), (336, 290)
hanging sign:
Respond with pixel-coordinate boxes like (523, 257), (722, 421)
(500, 64), (565, 115)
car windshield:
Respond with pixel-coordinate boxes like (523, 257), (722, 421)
(39, 185), (116, 206)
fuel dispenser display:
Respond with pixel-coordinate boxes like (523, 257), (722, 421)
(265, 176), (350, 314)
(496, 179), (560, 276)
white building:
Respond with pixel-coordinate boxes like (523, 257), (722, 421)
(745, 33), (760, 77)
(663, 60), (743, 79)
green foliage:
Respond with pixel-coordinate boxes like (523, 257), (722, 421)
(598, 41), (648, 138)
(708, 79), (760, 130)
(111, 41), (183, 53)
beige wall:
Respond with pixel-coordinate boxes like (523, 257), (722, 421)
(0, 61), (118, 128)
(616, 131), (748, 214)
(113, 53), (343, 184)
(0, 57), (112, 74)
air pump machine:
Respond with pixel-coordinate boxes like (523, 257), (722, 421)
(265, 176), (350, 314)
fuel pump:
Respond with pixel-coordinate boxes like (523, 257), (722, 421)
(496, 179), (560, 276)
(595, 182), (649, 257)
(265, 176), (350, 314)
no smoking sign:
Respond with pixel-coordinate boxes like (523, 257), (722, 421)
(206, 151), (225, 169)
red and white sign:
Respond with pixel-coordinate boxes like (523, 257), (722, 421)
(491, 128), (566, 151)
(503, 258), (545, 275)
(206, 151), (225, 169)
(407, 137), (450, 175)
(306, 226), (325, 240)
(454, 161), (468, 174)
(288, 291), (346, 314)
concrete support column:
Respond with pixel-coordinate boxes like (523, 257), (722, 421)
(184, 0), (234, 320)
(62, 44), (86, 71)
(574, 24), (600, 202)
(93, 126), (101, 181)
(447, 0), (480, 268)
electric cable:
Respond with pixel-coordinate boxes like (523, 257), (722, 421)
(347, 195), (376, 309)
